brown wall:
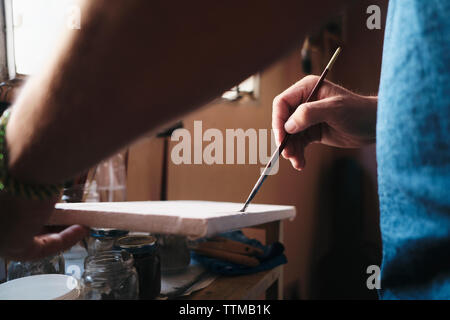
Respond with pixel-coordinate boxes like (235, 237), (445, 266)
(127, 0), (388, 299)
(165, 49), (336, 299)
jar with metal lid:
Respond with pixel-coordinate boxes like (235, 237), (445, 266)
(81, 250), (139, 300)
(87, 228), (129, 255)
(115, 235), (161, 300)
(7, 253), (65, 281)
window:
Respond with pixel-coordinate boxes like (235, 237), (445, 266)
(222, 75), (259, 102)
(0, 0), (259, 101)
(11, 0), (79, 75)
(0, 0), (78, 80)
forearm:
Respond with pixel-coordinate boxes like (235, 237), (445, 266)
(0, 194), (56, 258)
(362, 95), (378, 144)
(6, 0), (351, 185)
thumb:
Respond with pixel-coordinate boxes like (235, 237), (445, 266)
(284, 97), (335, 134)
(10, 225), (89, 261)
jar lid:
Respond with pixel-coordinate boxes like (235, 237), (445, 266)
(0, 274), (80, 300)
(90, 228), (129, 238)
(115, 235), (157, 254)
(84, 250), (135, 272)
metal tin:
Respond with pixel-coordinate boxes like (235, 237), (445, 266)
(115, 235), (161, 299)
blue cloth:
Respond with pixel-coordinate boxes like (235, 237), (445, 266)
(377, 1), (450, 299)
(191, 230), (287, 275)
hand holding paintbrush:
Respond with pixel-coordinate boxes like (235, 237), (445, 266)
(240, 47), (342, 212)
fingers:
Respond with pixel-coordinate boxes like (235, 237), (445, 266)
(272, 97), (289, 148)
(39, 225), (70, 234)
(272, 75), (321, 146)
(11, 225), (89, 261)
(275, 75), (321, 111)
(284, 96), (335, 134)
(283, 124), (322, 171)
(34, 225), (90, 259)
(272, 76), (339, 171)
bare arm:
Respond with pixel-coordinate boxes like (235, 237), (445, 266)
(7, 0), (350, 184)
(1, 0), (351, 260)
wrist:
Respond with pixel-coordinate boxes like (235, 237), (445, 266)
(0, 108), (64, 200)
(362, 95), (378, 143)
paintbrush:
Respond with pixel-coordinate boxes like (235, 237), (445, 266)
(240, 47), (342, 212)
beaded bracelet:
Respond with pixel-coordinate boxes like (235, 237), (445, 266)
(0, 108), (63, 200)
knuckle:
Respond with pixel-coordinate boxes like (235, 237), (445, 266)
(303, 74), (320, 83)
(331, 95), (346, 108)
(298, 104), (312, 123)
(272, 94), (284, 108)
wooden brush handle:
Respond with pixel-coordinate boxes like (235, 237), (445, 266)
(205, 237), (264, 257)
(192, 247), (260, 267)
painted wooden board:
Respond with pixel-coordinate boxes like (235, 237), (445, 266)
(49, 201), (296, 238)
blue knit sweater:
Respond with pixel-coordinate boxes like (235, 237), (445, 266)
(377, 0), (450, 299)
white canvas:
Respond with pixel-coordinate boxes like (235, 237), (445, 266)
(50, 201), (296, 238)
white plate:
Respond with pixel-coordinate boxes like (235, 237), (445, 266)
(0, 274), (80, 300)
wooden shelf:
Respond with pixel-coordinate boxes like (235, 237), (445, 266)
(184, 266), (282, 300)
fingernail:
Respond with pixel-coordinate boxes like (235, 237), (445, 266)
(284, 119), (297, 133)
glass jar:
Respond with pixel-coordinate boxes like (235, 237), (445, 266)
(95, 152), (127, 202)
(81, 250), (139, 300)
(61, 183), (85, 203)
(87, 228), (129, 255)
(7, 253), (65, 281)
(114, 235), (161, 300)
(155, 234), (190, 274)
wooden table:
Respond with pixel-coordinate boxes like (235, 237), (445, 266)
(50, 201), (291, 300)
(184, 221), (284, 300)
